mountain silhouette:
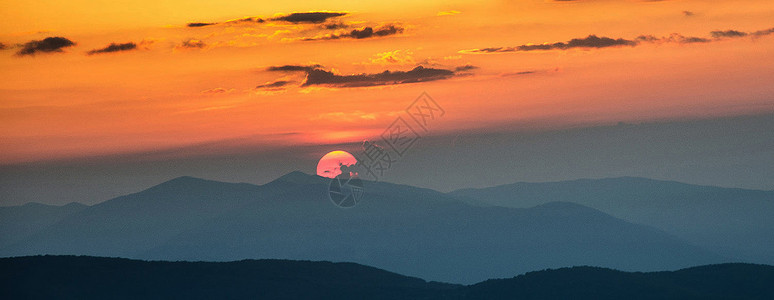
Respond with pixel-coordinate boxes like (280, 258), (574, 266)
(0, 202), (87, 248)
(1, 172), (726, 283)
(2, 256), (772, 300)
(450, 177), (774, 264)
(0, 255), (458, 300)
(462, 263), (774, 299)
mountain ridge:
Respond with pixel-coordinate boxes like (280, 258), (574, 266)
(0, 172), (737, 283)
(2, 256), (773, 300)
(449, 175), (774, 264)
(452, 176), (774, 195)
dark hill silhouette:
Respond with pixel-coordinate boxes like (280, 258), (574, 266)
(1, 172), (725, 283)
(463, 263), (774, 300)
(0, 255), (458, 300)
(2, 256), (772, 300)
(451, 177), (774, 264)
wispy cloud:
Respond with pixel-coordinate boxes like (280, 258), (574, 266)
(87, 42), (137, 55)
(303, 66), (454, 87)
(187, 22), (218, 28)
(454, 65), (478, 72)
(200, 88), (235, 94)
(186, 11), (347, 28)
(500, 71), (538, 77)
(461, 26), (774, 54)
(256, 80), (293, 91)
(176, 39), (206, 50)
(460, 35), (636, 53)
(266, 64), (473, 88)
(267, 64), (322, 72)
(301, 24), (404, 41)
(636, 33), (710, 44)
(711, 30), (748, 38)
(752, 27), (774, 37)
(320, 22), (350, 30)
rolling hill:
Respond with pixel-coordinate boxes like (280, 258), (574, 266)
(450, 177), (774, 264)
(0, 202), (87, 248)
(2, 256), (772, 299)
(0, 172), (726, 283)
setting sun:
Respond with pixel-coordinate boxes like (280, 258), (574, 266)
(316, 150), (358, 178)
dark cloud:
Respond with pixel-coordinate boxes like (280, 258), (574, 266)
(272, 12), (347, 24)
(635, 35), (659, 42)
(227, 17), (265, 24)
(267, 64), (464, 88)
(752, 27), (774, 37)
(185, 11), (345, 29)
(0, 42), (8, 50)
(464, 47), (514, 53)
(501, 71), (537, 77)
(711, 30), (748, 38)
(256, 80), (292, 89)
(200, 88), (233, 94)
(17, 37), (75, 56)
(186, 11), (347, 27)
(521, 35), (637, 51)
(188, 12), (344, 28)
(461, 35), (636, 53)
(267, 64), (323, 72)
(187, 22), (218, 27)
(304, 24), (404, 41)
(87, 42), (137, 55)
(462, 26), (774, 54)
(680, 36), (711, 43)
(179, 39), (206, 49)
(637, 34), (710, 44)
(321, 22), (349, 30)
(454, 65), (478, 72)
(185, 17), (263, 28)
(352, 25), (403, 39)
(682, 11), (695, 17)
(303, 65), (456, 87)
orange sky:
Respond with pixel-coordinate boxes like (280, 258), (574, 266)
(1, 0), (773, 163)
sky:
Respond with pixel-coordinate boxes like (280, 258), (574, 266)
(1, 0), (773, 205)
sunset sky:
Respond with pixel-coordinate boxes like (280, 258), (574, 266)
(2, 0), (773, 164)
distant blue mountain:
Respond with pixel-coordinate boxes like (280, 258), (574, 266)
(2, 256), (772, 300)
(0, 202), (87, 248)
(0, 172), (726, 284)
(450, 177), (774, 264)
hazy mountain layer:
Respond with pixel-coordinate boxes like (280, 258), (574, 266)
(451, 177), (774, 263)
(1, 173), (726, 283)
